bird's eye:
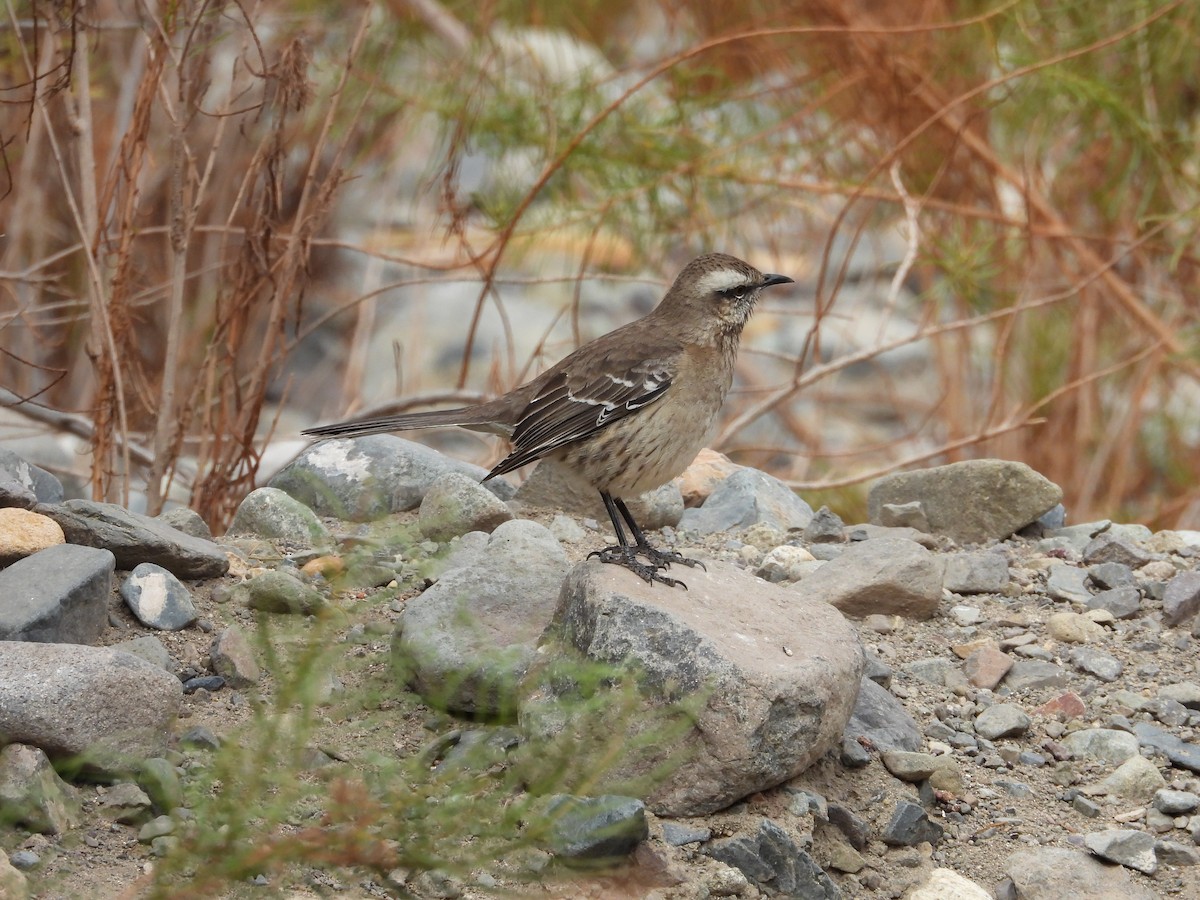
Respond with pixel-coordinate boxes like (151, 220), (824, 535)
(720, 287), (747, 302)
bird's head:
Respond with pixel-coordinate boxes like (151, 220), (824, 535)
(660, 252), (794, 341)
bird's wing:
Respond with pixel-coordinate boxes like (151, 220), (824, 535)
(484, 355), (675, 479)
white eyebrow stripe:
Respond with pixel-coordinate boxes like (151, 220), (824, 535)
(694, 268), (752, 295)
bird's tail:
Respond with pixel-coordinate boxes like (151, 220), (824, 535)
(302, 405), (506, 440)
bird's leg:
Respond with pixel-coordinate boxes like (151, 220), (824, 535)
(590, 492), (687, 588)
(614, 496), (706, 574)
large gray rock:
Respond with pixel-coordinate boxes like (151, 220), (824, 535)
(0, 544), (114, 643)
(515, 458), (682, 531)
(394, 519), (569, 716)
(867, 460), (1063, 544)
(226, 486), (331, 548)
(0, 642), (182, 775)
(525, 560), (863, 817)
(272, 435), (513, 522)
(40, 500), (229, 578)
(678, 468), (814, 535)
(795, 537), (943, 620)
(1001, 847), (1158, 899)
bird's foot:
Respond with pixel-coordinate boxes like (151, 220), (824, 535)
(589, 545), (688, 589)
(635, 543), (706, 572)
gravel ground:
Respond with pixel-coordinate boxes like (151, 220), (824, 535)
(9, 506), (1200, 900)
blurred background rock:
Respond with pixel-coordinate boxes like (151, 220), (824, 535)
(2, 0), (1197, 528)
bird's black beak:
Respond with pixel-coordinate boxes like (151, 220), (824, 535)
(761, 273), (794, 288)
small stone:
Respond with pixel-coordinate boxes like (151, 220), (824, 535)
(1037, 691), (1087, 720)
(703, 818), (838, 895)
(661, 822), (711, 846)
(1046, 564), (1093, 605)
(156, 506), (212, 539)
(1096, 755), (1166, 802)
(237, 570), (326, 615)
(419, 472), (514, 541)
(1153, 789), (1200, 815)
(828, 803), (872, 850)
(826, 841), (866, 874)
(300, 555), (344, 578)
(1072, 795), (1102, 817)
(137, 758), (183, 814)
(138, 814), (176, 843)
(674, 449), (742, 508)
(950, 605), (982, 626)
(8, 849), (39, 870)
(1089, 561), (1136, 590)
(0, 508), (65, 564)
(547, 514), (586, 542)
(863, 614), (902, 633)
(1156, 840), (1200, 866)
(755, 544), (816, 583)
(963, 646), (1013, 690)
(1162, 573), (1200, 627)
(678, 468), (814, 534)
(1110, 690), (1151, 712)
(1069, 647), (1124, 682)
(1147, 698), (1190, 727)
(1004, 846), (1158, 899)
(1083, 827), (1157, 874)
(227, 486), (331, 548)
(120, 563), (198, 631)
(1003, 659), (1069, 691)
(705, 863), (751, 897)
(881, 751), (938, 782)
(545, 795), (647, 861)
(209, 626), (260, 689)
(1047, 611), (1103, 643)
(98, 782), (153, 825)
(795, 537), (943, 620)
(1083, 532), (1153, 568)
(1087, 587), (1142, 619)
(1135, 722), (1200, 773)
(802, 505), (846, 543)
(975, 703), (1031, 740)
(1062, 728), (1139, 765)
(180, 726), (222, 751)
(882, 800), (944, 847)
(943, 551), (1010, 594)
(1159, 682), (1200, 710)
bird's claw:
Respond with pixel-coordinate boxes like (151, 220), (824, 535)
(637, 545), (705, 572)
(589, 546), (688, 589)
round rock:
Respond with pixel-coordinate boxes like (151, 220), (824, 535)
(120, 563), (198, 631)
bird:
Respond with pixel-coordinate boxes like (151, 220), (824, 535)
(302, 252), (794, 587)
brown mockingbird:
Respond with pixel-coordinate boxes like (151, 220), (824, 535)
(303, 252), (793, 587)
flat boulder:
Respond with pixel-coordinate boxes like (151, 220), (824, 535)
(0, 642), (183, 776)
